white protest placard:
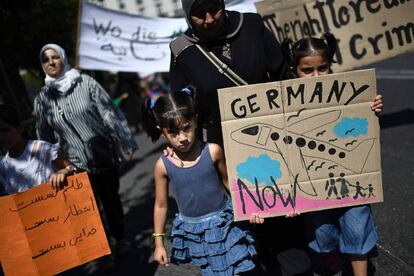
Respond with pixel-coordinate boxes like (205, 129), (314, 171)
(78, 0), (257, 76)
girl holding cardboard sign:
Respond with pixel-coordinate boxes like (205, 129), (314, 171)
(281, 33), (383, 276)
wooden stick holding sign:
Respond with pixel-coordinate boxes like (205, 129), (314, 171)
(0, 172), (111, 275)
(219, 69), (383, 221)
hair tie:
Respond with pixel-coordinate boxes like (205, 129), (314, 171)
(149, 97), (157, 109)
(181, 87), (192, 96)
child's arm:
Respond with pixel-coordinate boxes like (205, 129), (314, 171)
(209, 143), (230, 192)
(209, 144), (265, 224)
(371, 94), (383, 115)
(50, 155), (76, 191)
(153, 158), (169, 266)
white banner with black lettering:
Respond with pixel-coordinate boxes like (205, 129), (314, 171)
(78, 0), (256, 76)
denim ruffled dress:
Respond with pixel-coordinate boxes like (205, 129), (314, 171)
(170, 199), (257, 275)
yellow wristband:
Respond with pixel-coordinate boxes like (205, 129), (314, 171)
(152, 233), (165, 239)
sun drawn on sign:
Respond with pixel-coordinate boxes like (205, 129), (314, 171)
(230, 110), (375, 198)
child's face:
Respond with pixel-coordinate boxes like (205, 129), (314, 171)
(162, 118), (197, 153)
(0, 120), (22, 150)
(294, 53), (331, 78)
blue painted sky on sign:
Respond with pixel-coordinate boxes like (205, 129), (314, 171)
(236, 154), (282, 185)
(333, 117), (368, 138)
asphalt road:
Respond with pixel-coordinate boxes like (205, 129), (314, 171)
(76, 51), (414, 276)
(362, 52), (414, 275)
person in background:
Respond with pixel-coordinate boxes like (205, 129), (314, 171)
(169, 0), (287, 147)
(115, 72), (145, 134)
(0, 104), (75, 195)
(112, 92), (129, 107)
(281, 32), (383, 276)
(34, 43), (138, 252)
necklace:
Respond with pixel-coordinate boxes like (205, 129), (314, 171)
(171, 153), (185, 168)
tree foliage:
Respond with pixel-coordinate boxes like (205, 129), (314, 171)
(0, 0), (79, 117)
(0, 0), (79, 73)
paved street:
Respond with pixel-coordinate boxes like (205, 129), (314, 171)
(80, 51), (414, 276)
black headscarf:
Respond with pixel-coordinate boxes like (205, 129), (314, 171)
(180, 0), (243, 43)
(181, 0), (225, 19)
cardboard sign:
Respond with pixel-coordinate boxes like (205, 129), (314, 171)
(256, 0), (414, 71)
(0, 172), (111, 275)
(218, 69), (383, 221)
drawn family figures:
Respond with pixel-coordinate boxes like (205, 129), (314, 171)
(350, 181), (367, 199)
(325, 172), (341, 200)
(368, 184), (375, 198)
(338, 172), (350, 198)
(325, 172), (374, 200)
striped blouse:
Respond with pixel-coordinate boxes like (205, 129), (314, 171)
(34, 74), (138, 171)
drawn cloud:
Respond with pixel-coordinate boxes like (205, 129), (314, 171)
(333, 117), (368, 138)
(236, 154), (282, 185)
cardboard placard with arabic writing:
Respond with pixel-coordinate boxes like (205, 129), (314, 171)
(0, 172), (111, 275)
(218, 69), (383, 221)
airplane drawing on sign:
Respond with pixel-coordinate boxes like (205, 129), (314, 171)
(230, 110), (375, 196)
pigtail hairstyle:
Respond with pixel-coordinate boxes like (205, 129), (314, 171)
(142, 87), (197, 142)
(281, 32), (339, 75)
(320, 32), (337, 65)
(142, 97), (161, 142)
(280, 39), (295, 69)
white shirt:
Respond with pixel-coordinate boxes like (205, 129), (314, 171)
(0, 140), (59, 194)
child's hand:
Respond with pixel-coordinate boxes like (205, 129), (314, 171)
(120, 92), (129, 100)
(154, 246), (169, 266)
(163, 146), (174, 157)
(249, 213), (264, 224)
(371, 95), (383, 114)
(49, 169), (69, 191)
(285, 212), (301, 218)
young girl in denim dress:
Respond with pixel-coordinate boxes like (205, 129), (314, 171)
(142, 88), (263, 275)
(281, 33), (383, 276)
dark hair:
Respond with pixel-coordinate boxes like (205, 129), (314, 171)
(0, 104), (22, 127)
(281, 32), (337, 72)
(142, 88), (197, 142)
